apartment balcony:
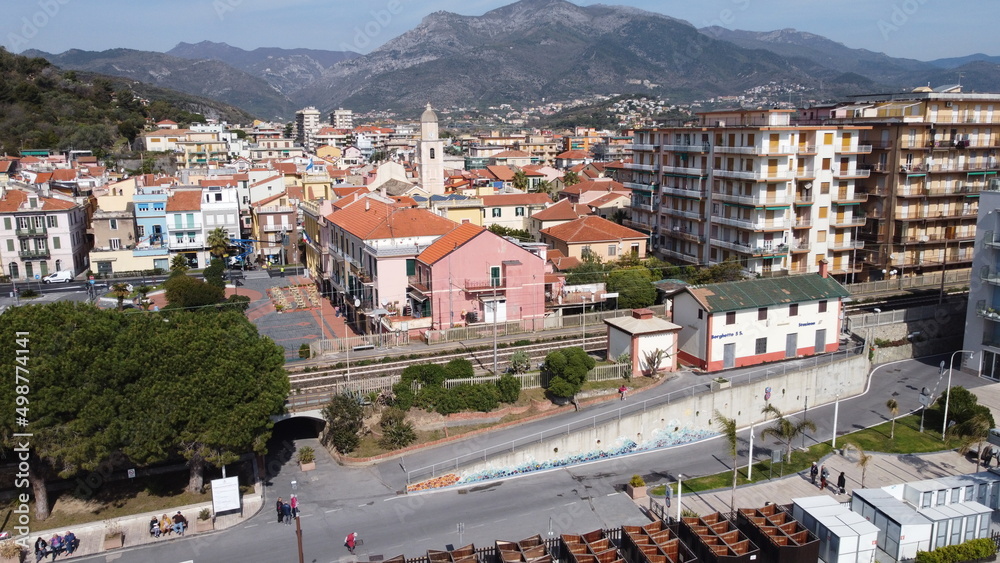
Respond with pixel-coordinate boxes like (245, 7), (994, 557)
(662, 208), (704, 221)
(657, 247), (699, 263)
(623, 162), (656, 172)
(632, 201), (655, 213)
(625, 143), (659, 151)
(622, 219), (654, 232)
(624, 181), (658, 192)
(261, 224), (293, 232)
(661, 165), (708, 177)
(169, 223), (203, 231)
(714, 240), (789, 256)
(712, 215), (788, 231)
(18, 248), (50, 258)
(833, 168), (871, 179)
(983, 230), (1000, 250)
(465, 278), (505, 292)
(895, 211), (973, 221)
(830, 214), (867, 227)
(792, 219), (813, 229)
(169, 240), (204, 250)
(714, 145), (797, 155)
(828, 240), (865, 252)
(794, 194), (814, 204)
(713, 192), (793, 206)
(132, 246), (170, 257)
(976, 301), (1000, 323)
(836, 144), (873, 154)
(15, 226), (47, 237)
(662, 144), (709, 152)
(832, 192), (869, 204)
(666, 227), (705, 243)
(662, 185), (706, 198)
(713, 169), (796, 181)
(407, 277), (431, 299)
(789, 242), (810, 253)
(794, 168), (817, 179)
(980, 268), (1000, 286)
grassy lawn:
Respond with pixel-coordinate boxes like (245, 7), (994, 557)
(0, 471), (216, 531)
(650, 413), (959, 496)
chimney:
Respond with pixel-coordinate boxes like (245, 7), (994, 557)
(632, 308), (654, 320)
(365, 198), (370, 211)
(818, 259), (829, 279)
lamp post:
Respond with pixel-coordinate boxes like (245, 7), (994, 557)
(832, 391), (840, 449)
(943, 350), (975, 439)
(581, 294), (589, 349)
(676, 473), (684, 522)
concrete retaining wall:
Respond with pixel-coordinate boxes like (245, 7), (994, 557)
(455, 353), (870, 480)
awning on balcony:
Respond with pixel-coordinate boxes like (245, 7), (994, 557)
(407, 290), (428, 302)
(906, 173), (926, 177)
(832, 201), (862, 206)
(763, 205), (790, 210)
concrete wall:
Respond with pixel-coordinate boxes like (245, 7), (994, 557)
(454, 352), (870, 484)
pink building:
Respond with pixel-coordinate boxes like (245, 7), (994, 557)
(412, 223), (546, 329)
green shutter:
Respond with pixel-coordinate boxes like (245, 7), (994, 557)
(3, 217), (10, 230)
(406, 259), (416, 276)
(52, 237), (60, 250)
(5, 240), (12, 252)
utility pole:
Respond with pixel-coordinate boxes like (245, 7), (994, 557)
(492, 284), (499, 375)
(295, 511), (304, 563)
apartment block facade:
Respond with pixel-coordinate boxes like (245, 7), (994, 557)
(0, 188), (89, 280)
(627, 109), (871, 279)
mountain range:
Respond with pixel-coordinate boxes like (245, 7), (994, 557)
(22, 0), (1000, 120)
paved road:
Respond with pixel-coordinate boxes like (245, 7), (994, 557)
(71, 354), (991, 563)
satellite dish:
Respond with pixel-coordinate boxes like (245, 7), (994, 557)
(354, 298), (361, 308)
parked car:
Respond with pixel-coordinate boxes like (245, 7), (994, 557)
(42, 270), (73, 283)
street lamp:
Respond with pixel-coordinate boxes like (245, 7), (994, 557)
(943, 350), (976, 439)
(676, 473), (684, 522)
(581, 294), (589, 349)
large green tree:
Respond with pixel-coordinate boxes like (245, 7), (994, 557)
(606, 268), (656, 309)
(164, 274), (225, 310)
(543, 347), (595, 399)
(207, 228), (231, 264)
(322, 394), (364, 454)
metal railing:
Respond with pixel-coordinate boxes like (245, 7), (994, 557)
(405, 346), (865, 484)
(841, 269), (970, 296)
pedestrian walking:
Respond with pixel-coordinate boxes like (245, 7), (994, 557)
(619, 385), (628, 400)
(345, 531), (359, 554)
(276, 497), (284, 523)
(809, 462), (818, 485)
(837, 471), (847, 495)
(820, 465), (829, 490)
(282, 501), (292, 525)
(280, 266), (285, 278)
(290, 494), (299, 518)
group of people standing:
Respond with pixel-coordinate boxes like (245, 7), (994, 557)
(275, 494), (299, 525)
(810, 462), (847, 494)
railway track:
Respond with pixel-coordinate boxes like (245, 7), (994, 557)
(846, 291), (967, 313)
(287, 335), (608, 394)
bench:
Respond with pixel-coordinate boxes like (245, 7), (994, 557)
(352, 344), (375, 352)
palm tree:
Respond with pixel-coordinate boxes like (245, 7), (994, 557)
(512, 170), (529, 191)
(170, 253), (190, 275)
(949, 412), (993, 472)
(844, 442), (873, 488)
(562, 170), (581, 186)
(611, 208), (628, 225)
(207, 227), (231, 264)
(886, 398), (899, 440)
(713, 410), (739, 513)
(110, 282), (131, 311)
(760, 404), (817, 462)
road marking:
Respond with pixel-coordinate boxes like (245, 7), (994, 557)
(563, 502), (576, 506)
(244, 524), (258, 528)
(325, 508), (341, 513)
(470, 524), (485, 529)
(607, 492), (619, 496)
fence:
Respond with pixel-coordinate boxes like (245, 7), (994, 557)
(845, 302), (956, 331)
(842, 269), (969, 296)
(406, 345), (865, 484)
(309, 332), (411, 357)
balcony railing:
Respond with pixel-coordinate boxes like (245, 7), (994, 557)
(623, 162), (656, 172)
(465, 279), (505, 292)
(262, 224), (293, 232)
(713, 169), (796, 181)
(984, 231), (1000, 250)
(625, 144), (659, 151)
(794, 194), (814, 204)
(663, 208), (704, 221)
(714, 145), (798, 155)
(662, 144), (709, 152)
(975, 300), (1000, 322)
(790, 242), (810, 252)
(662, 186), (706, 198)
(666, 228), (704, 243)
(833, 168), (871, 179)
(828, 240), (865, 251)
(713, 240), (789, 256)
(661, 165), (707, 176)
(18, 249), (50, 258)
(658, 247), (699, 262)
(832, 192), (869, 204)
(624, 181), (657, 192)
(830, 215), (867, 227)
(836, 144), (873, 154)
(792, 219), (813, 228)
(713, 192), (793, 206)
(169, 240), (204, 249)
(980, 267), (1000, 286)
(15, 226), (46, 237)
(712, 215), (787, 231)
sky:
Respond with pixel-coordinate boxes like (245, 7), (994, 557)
(2, 0), (997, 62)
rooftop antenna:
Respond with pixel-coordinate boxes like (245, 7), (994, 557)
(957, 72), (964, 87)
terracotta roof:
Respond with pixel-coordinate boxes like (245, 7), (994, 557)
(20, 156), (40, 163)
(50, 169), (77, 182)
(166, 190), (203, 212)
(480, 193), (551, 207)
(569, 163), (587, 173)
(539, 215), (645, 244)
(329, 197), (456, 240)
(286, 185), (304, 200)
(275, 163), (297, 174)
(587, 192), (628, 208)
(492, 150), (530, 158)
(83, 166), (106, 176)
(156, 120), (177, 125)
(391, 196), (419, 208)
(0, 189), (77, 212)
(33, 172), (52, 184)
(250, 175), (283, 187)
(551, 255), (582, 270)
(200, 179), (235, 187)
(544, 273), (563, 284)
(0, 161), (13, 173)
(486, 165), (516, 181)
(143, 128), (190, 137)
(254, 191), (288, 207)
(332, 186), (368, 198)
(530, 199), (592, 221)
(561, 178), (624, 195)
(556, 150), (590, 159)
(416, 222), (486, 265)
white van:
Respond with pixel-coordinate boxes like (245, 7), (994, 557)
(42, 270), (74, 283)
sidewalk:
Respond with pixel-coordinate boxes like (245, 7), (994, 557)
(648, 449), (981, 517)
(21, 487), (264, 558)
